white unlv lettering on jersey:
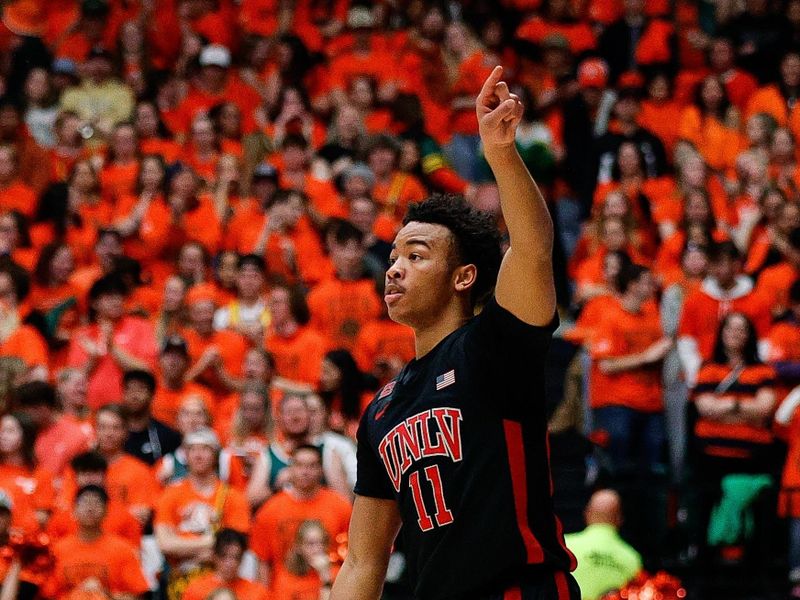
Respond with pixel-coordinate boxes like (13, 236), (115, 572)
(377, 407), (463, 492)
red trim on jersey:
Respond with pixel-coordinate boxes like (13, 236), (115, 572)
(503, 586), (522, 600)
(546, 433), (579, 571)
(554, 571), (570, 600)
(503, 419), (544, 564)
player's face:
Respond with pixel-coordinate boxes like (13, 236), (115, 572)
(386, 222), (461, 328)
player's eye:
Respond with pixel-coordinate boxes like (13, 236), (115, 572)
(409, 253), (421, 261)
(388, 256), (397, 265)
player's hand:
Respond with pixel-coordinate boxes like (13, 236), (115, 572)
(476, 66), (523, 151)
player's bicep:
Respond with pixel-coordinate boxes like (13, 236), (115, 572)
(495, 247), (556, 327)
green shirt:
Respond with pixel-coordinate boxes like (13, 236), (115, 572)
(565, 523), (642, 600)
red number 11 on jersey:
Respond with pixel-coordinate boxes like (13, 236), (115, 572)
(409, 465), (454, 531)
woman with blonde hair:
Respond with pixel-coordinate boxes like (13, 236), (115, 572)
(271, 519), (336, 600)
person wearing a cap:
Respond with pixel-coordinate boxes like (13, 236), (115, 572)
(154, 427), (250, 589)
(59, 40), (135, 142)
(153, 334), (215, 429)
(174, 44), (261, 137)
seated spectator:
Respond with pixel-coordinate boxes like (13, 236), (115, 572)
(565, 489), (642, 600)
(270, 519), (338, 600)
(182, 528), (269, 600)
(122, 369), (182, 467)
(43, 485), (150, 599)
(249, 444), (351, 586)
(155, 428), (250, 593)
(47, 451), (142, 547)
(67, 274), (157, 409)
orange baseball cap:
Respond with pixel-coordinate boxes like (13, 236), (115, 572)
(2, 0), (45, 37)
(577, 58), (609, 89)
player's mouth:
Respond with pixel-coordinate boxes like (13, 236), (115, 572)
(384, 284), (405, 305)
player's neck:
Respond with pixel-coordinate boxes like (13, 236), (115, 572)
(414, 308), (471, 358)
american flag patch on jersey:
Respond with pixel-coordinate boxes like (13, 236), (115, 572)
(435, 370), (456, 390)
(379, 381), (396, 399)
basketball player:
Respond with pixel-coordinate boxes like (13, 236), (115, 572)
(329, 67), (579, 600)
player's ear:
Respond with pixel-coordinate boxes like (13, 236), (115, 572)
(453, 264), (477, 293)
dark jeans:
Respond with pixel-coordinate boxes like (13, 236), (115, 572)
(593, 406), (667, 478)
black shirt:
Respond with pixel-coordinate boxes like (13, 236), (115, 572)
(355, 298), (576, 600)
(125, 418), (182, 466)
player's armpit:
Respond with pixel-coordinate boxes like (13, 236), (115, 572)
(330, 495), (401, 600)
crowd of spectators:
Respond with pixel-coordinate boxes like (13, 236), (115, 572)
(0, 0), (800, 598)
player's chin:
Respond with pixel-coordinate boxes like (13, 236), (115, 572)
(386, 300), (411, 325)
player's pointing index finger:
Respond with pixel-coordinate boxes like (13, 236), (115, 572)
(478, 65), (504, 104)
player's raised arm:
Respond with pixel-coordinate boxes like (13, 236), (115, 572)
(478, 66), (556, 326)
(330, 496), (402, 600)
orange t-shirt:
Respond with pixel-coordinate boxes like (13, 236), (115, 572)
(352, 318), (416, 375)
(0, 180), (37, 217)
(372, 171), (427, 222)
(677, 106), (742, 172)
(34, 415), (94, 477)
(249, 488), (351, 566)
(306, 278), (382, 352)
(0, 464), (54, 513)
(0, 324), (49, 369)
(270, 565), (332, 600)
(588, 299), (664, 412)
(154, 479), (251, 539)
(755, 261), (800, 316)
(182, 328), (249, 397)
(692, 363), (776, 452)
(61, 454), (159, 511)
(515, 17), (597, 54)
(100, 161), (139, 203)
(184, 573), (270, 600)
(44, 534), (150, 600)
(265, 325), (330, 386)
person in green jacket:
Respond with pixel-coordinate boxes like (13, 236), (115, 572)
(565, 489), (642, 600)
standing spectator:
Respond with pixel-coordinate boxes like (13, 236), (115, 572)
(13, 380), (92, 477)
(249, 445), (351, 586)
(59, 47), (135, 142)
(122, 369), (182, 467)
(182, 528), (270, 600)
(565, 489), (642, 600)
(213, 254), (270, 346)
(678, 241), (773, 387)
(153, 334), (214, 429)
(43, 485), (150, 599)
(307, 222), (382, 352)
(271, 519), (338, 600)
(155, 428), (250, 595)
(46, 451), (142, 547)
(67, 274), (157, 408)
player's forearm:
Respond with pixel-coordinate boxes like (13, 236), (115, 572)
(484, 144), (553, 258)
(329, 557), (388, 600)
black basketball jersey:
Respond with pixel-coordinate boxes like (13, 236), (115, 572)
(355, 297), (577, 600)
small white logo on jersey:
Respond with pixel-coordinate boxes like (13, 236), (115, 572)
(435, 370), (455, 390)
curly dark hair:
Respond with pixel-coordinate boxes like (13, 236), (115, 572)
(403, 194), (502, 308)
